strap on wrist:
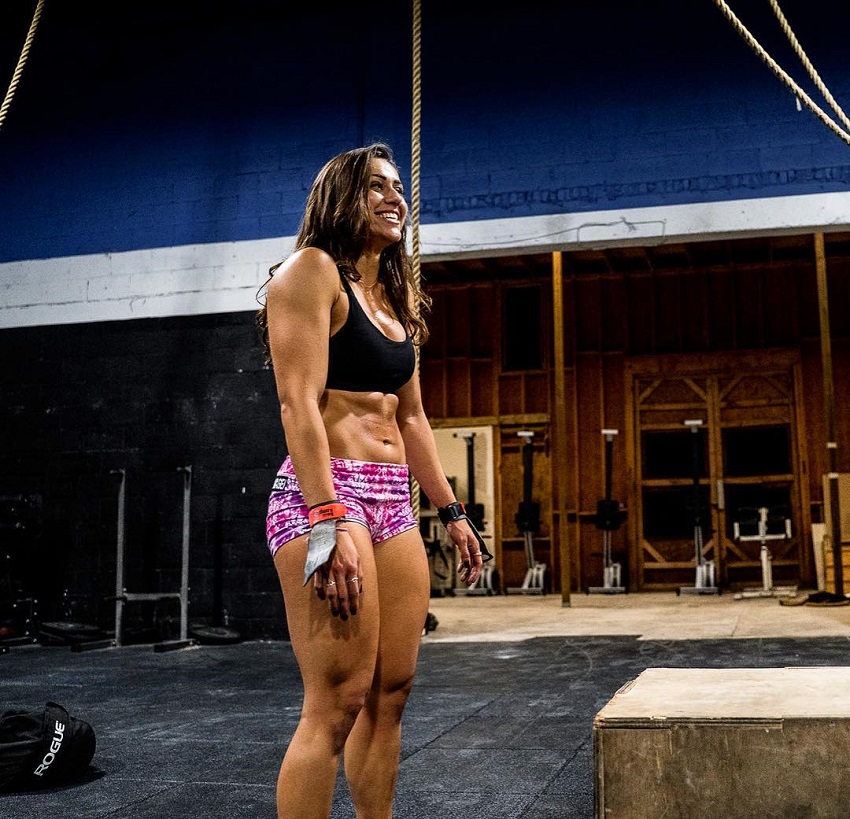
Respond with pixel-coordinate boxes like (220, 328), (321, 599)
(437, 501), (466, 525)
(308, 501), (347, 527)
(437, 501), (494, 563)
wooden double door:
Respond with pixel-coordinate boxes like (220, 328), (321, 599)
(627, 351), (810, 590)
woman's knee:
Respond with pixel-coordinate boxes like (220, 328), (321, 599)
(370, 673), (415, 722)
(303, 684), (371, 751)
(340, 685), (372, 723)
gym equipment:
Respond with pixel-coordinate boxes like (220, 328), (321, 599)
(422, 611), (439, 635)
(678, 420), (720, 596)
(733, 506), (797, 600)
(454, 431), (496, 596)
(1, 494), (107, 649)
(0, 495), (41, 646)
(454, 431), (486, 531)
(589, 429), (626, 594)
(422, 474), (455, 597)
(595, 667), (850, 818)
(507, 431), (546, 595)
(425, 528), (453, 597)
(190, 496), (241, 645)
(76, 467), (195, 653)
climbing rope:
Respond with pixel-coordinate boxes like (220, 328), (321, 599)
(409, 0), (423, 519)
(0, 0), (46, 132)
(710, 0), (850, 145)
(766, 0), (850, 133)
(411, 0), (422, 290)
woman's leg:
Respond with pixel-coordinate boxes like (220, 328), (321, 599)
(274, 527), (380, 819)
(343, 527), (431, 819)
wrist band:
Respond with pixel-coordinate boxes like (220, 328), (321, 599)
(437, 501), (466, 525)
(308, 501), (348, 527)
(437, 501), (494, 563)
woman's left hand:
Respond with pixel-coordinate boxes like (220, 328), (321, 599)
(446, 519), (484, 586)
(314, 527), (362, 620)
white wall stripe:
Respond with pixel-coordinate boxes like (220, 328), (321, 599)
(2, 191), (849, 328)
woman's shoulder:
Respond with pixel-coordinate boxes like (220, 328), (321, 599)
(276, 247), (339, 277)
(268, 248), (341, 295)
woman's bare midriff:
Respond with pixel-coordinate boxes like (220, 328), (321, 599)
(320, 389), (406, 464)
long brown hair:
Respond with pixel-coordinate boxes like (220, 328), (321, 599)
(256, 143), (430, 362)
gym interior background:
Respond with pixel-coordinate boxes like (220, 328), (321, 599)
(2, 0), (850, 640)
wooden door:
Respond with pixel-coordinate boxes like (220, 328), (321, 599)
(627, 352), (808, 590)
(714, 371), (805, 587)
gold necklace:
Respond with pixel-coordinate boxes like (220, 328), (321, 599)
(349, 261), (379, 291)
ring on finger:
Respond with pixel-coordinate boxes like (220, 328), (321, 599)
(347, 576), (359, 583)
(326, 580), (336, 587)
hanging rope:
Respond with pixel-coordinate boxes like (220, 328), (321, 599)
(766, 0), (850, 133)
(409, 0), (423, 519)
(411, 0), (422, 290)
(710, 0), (850, 146)
(0, 0), (46, 132)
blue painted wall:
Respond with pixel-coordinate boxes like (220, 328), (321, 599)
(2, 0), (849, 264)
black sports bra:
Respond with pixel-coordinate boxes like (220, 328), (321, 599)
(325, 275), (415, 394)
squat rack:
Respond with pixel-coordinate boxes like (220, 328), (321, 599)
(76, 466), (195, 653)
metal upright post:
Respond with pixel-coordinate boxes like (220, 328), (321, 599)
(178, 466), (191, 643)
(454, 432), (495, 595)
(678, 420), (719, 595)
(589, 429), (626, 594)
(154, 466), (194, 652)
(507, 431), (546, 594)
(113, 468), (126, 648)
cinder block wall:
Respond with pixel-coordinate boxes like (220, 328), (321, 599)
(0, 312), (287, 639)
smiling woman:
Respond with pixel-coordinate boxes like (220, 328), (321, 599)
(254, 143), (490, 819)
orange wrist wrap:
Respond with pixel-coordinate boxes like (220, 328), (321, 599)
(308, 501), (347, 527)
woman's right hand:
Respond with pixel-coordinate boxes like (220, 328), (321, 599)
(446, 518), (484, 586)
(314, 526), (362, 619)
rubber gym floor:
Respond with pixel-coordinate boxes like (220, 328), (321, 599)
(3, 592), (850, 818)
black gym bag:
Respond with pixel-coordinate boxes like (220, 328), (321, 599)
(0, 701), (96, 792)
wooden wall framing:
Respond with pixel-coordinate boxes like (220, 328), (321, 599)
(421, 234), (850, 593)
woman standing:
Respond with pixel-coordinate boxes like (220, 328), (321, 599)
(257, 143), (488, 818)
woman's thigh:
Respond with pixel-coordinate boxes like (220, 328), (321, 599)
(274, 527), (381, 704)
(372, 527), (431, 687)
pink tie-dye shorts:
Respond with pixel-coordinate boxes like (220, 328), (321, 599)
(266, 456), (418, 557)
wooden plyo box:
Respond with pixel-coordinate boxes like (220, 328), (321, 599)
(594, 668), (850, 819)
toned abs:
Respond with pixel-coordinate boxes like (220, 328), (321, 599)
(319, 389), (405, 464)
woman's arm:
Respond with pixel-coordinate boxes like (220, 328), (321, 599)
(266, 247), (340, 507)
(395, 361), (484, 584)
(394, 360), (455, 508)
(266, 248), (362, 613)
